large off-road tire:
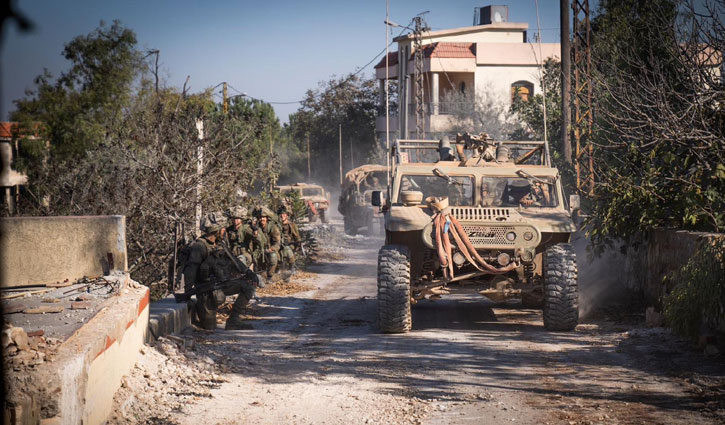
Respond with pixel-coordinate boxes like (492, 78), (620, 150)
(377, 245), (412, 333)
(543, 243), (579, 331)
(344, 217), (357, 235)
(320, 209), (329, 224)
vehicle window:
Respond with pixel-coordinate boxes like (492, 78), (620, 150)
(398, 174), (474, 206)
(481, 177), (557, 207)
(302, 188), (323, 197)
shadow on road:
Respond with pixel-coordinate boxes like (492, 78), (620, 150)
(187, 291), (724, 420)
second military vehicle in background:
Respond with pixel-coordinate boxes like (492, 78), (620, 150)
(338, 164), (387, 235)
(275, 183), (330, 223)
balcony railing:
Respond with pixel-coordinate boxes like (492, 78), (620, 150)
(379, 102), (477, 116)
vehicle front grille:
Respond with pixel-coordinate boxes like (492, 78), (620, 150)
(449, 207), (510, 221)
(461, 225), (515, 246)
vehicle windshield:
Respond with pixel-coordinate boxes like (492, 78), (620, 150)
(398, 174), (474, 206)
(482, 177), (558, 207)
(302, 188), (323, 197)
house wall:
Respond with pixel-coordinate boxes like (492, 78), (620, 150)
(474, 65), (544, 104)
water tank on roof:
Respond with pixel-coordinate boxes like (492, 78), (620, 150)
(473, 5), (509, 26)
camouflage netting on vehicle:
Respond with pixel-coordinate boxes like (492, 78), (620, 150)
(343, 164), (388, 188)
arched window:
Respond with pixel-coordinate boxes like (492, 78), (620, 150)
(511, 81), (534, 102)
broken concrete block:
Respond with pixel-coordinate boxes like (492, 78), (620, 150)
(71, 301), (91, 310)
(1, 328), (11, 348)
(9, 327), (29, 351)
(23, 306), (64, 314)
(27, 330), (44, 337)
(645, 306), (663, 327)
(41, 298), (61, 304)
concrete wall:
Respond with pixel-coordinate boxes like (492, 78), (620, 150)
(0, 216), (127, 288)
(600, 228), (724, 305)
(48, 279), (149, 425)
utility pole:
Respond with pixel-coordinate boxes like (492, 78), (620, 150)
(306, 133), (311, 181)
(350, 137), (354, 170)
(223, 82), (229, 114)
(339, 124), (343, 186)
(561, 0), (572, 164)
(413, 16), (425, 140)
(385, 0), (391, 189)
(573, 0), (594, 195)
(195, 119), (204, 237)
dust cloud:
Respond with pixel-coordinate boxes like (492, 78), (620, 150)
(572, 231), (633, 318)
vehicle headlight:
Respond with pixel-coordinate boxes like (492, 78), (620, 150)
(506, 232), (516, 241)
(315, 202), (319, 208)
(523, 231), (534, 241)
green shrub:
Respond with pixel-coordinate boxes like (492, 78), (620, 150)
(662, 238), (725, 340)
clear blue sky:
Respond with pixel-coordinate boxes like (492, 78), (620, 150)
(2, 1), (579, 123)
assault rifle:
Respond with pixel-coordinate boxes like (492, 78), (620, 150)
(174, 243), (266, 303)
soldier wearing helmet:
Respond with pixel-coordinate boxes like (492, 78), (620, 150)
(226, 206), (256, 268)
(183, 211), (261, 330)
(278, 205), (301, 273)
(254, 206), (282, 280)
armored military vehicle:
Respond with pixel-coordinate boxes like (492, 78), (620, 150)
(372, 133), (580, 333)
(275, 183), (330, 223)
(338, 164), (388, 235)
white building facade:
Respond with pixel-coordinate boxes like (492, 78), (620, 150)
(375, 15), (560, 140)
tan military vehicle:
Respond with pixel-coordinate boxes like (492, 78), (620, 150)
(371, 134), (580, 333)
(275, 183), (330, 223)
(338, 164), (388, 235)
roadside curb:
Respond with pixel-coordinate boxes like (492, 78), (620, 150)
(147, 295), (191, 343)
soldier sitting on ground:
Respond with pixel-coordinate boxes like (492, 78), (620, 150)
(278, 205), (301, 273)
(182, 212), (262, 330)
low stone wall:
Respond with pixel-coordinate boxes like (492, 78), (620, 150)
(0, 216), (127, 288)
(604, 228), (723, 306)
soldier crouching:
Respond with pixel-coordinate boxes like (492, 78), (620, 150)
(182, 212), (264, 330)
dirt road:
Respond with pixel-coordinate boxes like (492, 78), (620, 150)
(118, 226), (724, 425)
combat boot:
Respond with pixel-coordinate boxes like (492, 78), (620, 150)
(225, 294), (253, 330)
(195, 293), (218, 330)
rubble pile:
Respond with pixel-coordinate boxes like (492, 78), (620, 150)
(2, 325), (63, 419)
(108, 336), (226, 424)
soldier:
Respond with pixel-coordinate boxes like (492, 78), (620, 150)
(256, 206), (282, 280)
(278, 205), (301, 273)
(182, 212), (262, 330)
(520, 181), (551, 206)
(225, 206), (253, 267)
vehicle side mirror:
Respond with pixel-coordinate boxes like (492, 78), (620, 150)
(371, 190), (383, 207)
(326, 193), (330, 200)
(569, 194), (580, 212)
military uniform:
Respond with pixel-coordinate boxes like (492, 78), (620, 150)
(261, 220), (282, 278)
(183, 212), (261, 330)
(279, 220), (301, 268)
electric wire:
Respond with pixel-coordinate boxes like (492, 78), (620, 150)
(218, 20), (413, 107)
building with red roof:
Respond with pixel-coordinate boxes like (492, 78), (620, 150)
(375, 5), (560, 139)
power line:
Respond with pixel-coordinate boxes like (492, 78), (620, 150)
(217, 19), (414, 107)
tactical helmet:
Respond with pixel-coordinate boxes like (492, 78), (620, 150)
(277, 205), (288, 216)
(226, 205), (248, 219)
(200, 211), (228, 234)
(253, 206), (276, 220)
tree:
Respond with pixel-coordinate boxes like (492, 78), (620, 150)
(585, 0), (725, 250)
(509, 58), (575, 191)
(12, 20), (141, 162)
(9, 22), (283, 289)
(440, 83), (520, 140)
(286, 74), (378, 187)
